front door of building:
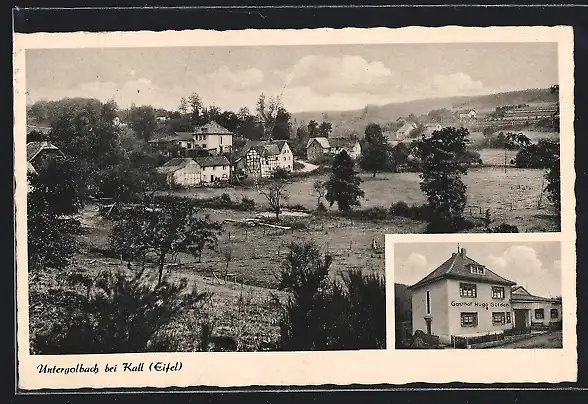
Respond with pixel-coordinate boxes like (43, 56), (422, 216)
(514, 309), (527, 330)
(425, 318), (432, 335)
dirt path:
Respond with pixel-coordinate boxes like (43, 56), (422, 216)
(491, 331), (563, 349)
(294, 160), (319, 173)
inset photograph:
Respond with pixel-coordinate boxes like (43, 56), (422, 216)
(394, 240), (562, 349)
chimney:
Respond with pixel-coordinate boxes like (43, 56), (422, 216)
(460, 248), (467, 257)
(451, 252), (457, 258)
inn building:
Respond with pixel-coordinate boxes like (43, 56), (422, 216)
(408, 247), (562, 344)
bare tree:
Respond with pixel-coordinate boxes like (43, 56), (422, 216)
(312, 180), (327, 208)
(258, 179), (289, 221)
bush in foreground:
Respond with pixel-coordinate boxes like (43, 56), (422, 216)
(274, 241), (386, 351)
(30, 269), (208, 354)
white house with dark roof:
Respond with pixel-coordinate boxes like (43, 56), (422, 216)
(148, 121), (234, 156)
(407, 247), (562, 345)
(155, 156), (231, 187)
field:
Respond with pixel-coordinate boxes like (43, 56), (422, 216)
(169, 167), (558, 232)
(66, 204), (404, 351)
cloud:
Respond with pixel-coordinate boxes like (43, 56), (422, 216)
(195, 66), (265, 91)
(431, 72), (485, 95)
(283, 55), (397, 96)
(395, 253), (428, 285)
(487, 245), (560, 298)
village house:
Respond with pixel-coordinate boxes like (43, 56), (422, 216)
(234, 140), (294, 179)
(408, 247), (562, 345)
(456, 109), (477, 120)
(148, 121), (234, 157)
(155, 156), (231, 187)
(422, 123), (443, 136)
(392, 121), (418, 142)
(305, 137), (361, 162)
(27, 141), (65, 175)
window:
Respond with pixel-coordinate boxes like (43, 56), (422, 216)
(460, 283), (477, 298)
(187, 144), (192, 149)
(469, 265), (485, 275)
(220, 137), (223, 144)
(425, 291), (431, 315)
(202, 144), (207, 149)
(491, 286), (505, 299)
(551, 309), (559, 319)
(460, 312), (478, 327)
(506, 312), (511, 323)
(535, 309), (545, 320)
(492, 312), (506, 325)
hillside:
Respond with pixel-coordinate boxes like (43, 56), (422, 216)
(292, 88), (557, 138)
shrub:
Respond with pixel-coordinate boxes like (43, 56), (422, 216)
(484, 223), (519, 233)
(240, 197), (256, 211)
(220, 193), (232, 203)
(274, 242), (386, 351)
(425, 216), (476, 234)
(389, 202), (432, 221)
(30, 269), (209, 354)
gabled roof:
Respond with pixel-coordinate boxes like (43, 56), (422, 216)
(235, 140), (283, 161)
(191, 121), (234, 135)
(26, 141), (61, 162)
(408, 250), (516, 290)
(328, 137), (359, 149)
(172, 132), (198, 141)
(157, 158), (198, 174)
(274, 140), (289, 151)
(195, 155), (230, 167)
(306, 137), (330, 149)
(511, 286), (560, 303)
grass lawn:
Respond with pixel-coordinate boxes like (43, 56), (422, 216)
(168, 167), (558, 233)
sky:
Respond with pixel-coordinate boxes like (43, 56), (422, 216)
(394, 241), (561, 298)
(25, 42), (558, 113)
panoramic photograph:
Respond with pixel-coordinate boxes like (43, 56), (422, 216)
(24, 42), (560, 354)
(394, 240), (563, 349)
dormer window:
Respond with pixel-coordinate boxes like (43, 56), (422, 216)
(469, 264), (485, 275)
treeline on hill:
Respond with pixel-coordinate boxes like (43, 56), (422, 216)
(26, 93), (330, 161)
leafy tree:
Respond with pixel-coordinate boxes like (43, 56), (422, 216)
(128, 105), (157, 141)
(427, 108), (452, 125)
(27, 157), (84, 271)
(257, 178), (289, 221)
(236, 107), (264, 141)
(275, 242), (333, 350)
(27, 196), (78, 271)
(325, 150), (365, 211)
(181, 216), (223, 263)
(272, 107), (293, 140)
(28, 156), (85, 216)
(360, 123), (394, 177)
(205, 105), (221, 124)
(544, 155), (561, 215)
(256, 93), (280, 139)
(216, 110), (240, 133)
(178, 97), (188, 115)
(415, 127), (470, 229)
(142, 198), (199, 284)
(109, 207), (151, 268)
(393, 142), (411, 170)
(188, 93), (206, 126)
(307, 120), (319, 138)
(30, 270), (209, 354)
(318, 121), (332, 137)
(274, 241), (386, 351)
(513, 138), (559, 169)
